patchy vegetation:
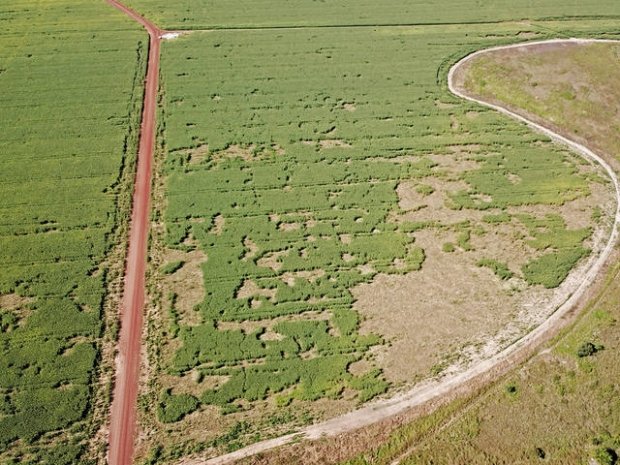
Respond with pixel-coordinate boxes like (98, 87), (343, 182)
(140, 20), (615, 461)
(331, 38), (620, 465)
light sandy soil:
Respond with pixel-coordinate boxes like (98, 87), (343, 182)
(236, 279), (277, 301)
(0, 293), (33, 309)
(180, 39), (620, 465)
(319, 139), (353, 149)
(0, 293), (33, 327)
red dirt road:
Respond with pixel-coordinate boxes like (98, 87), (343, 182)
(105, 2), (161, 465)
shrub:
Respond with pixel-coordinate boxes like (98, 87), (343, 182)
(442, 242), (455, 253)
(478, 258), (513, 280)
(594, 447), (618, 465)
(161, 260), (185, 275)
(577, 342), (603, 358)
(158, 389), (199, 423)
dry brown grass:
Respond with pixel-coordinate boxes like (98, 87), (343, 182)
(162, 247), (207, 326)
(354, 228), (520, 383)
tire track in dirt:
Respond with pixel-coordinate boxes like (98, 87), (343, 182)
(184, 39), (620, 465)
(104, 2), (162, 465)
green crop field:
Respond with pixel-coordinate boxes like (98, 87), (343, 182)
(138, 15), (617, 462)
(0, 1), (144, 463)
(3, 0), (620, 464)
(123, 0), (620, 29)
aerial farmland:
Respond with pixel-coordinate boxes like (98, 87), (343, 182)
(1, 1), (620, 464)
(0, 0), (145, 463)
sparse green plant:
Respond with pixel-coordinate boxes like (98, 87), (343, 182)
(161, 260), (185, 274)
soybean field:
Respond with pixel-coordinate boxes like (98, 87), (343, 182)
(0, 1), (144, 463)
(122, 0), (620, 29)
(140, 19), (617, 462)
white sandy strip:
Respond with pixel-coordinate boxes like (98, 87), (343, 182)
(182, 38), (620, 465)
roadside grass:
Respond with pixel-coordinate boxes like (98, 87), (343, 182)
(396, 262), (620, 465)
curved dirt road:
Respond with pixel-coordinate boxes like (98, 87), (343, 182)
(187, 39), (620, 465)
(105, 2), (162, 465)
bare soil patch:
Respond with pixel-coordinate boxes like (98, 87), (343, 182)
(0, 293), (34, 310)
(257, 250), (289, 272)
(319, 139), (352, 149)
(188, 144), (209, 165)
(354, 229), (519, 383)
(162, 247), (208, 326)
(236, 279), (277, 301)
(210, 214), (225, 235)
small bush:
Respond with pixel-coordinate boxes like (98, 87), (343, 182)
(416, 184), (434, 196)
(158, 389), (199, 423)
(442, 242), (455, 253)
(478, 258), (513, 280)
(594, 447), (618, 465)
(577, 342), (603, 358)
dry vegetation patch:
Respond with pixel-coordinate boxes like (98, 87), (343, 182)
(354, 229), (519, 383)
(162, 247), (207, 326)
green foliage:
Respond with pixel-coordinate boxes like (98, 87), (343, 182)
(161, 260), (185, 275)
(144, 15), (604, 460)
(522, 248), (589, 288)
(158, 389), (200, 423)
(123, 0), (620, 29)
(0, 386), (89, 447)
(0, 0), (146, 458)
(154, 11), (602, 437)
(477, 258), (514, 280)
(452, 146), (590, 209)
(518, 214), (592, 288)
(505, 382), (518, 395)
(482, 212), (511, 224)
(594, 447), (618, 465)
(209, 421), (251, 453)
(577, 341), (603, 358)
(15, 441), (84, 465)
(416, 184), (435, 196)
(442, 242), (456, 253)
(349, 370), (390, 402)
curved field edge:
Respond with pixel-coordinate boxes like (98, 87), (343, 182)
(160, 38), (620, 465)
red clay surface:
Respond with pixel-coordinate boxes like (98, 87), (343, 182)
(105, 2), (162, 465)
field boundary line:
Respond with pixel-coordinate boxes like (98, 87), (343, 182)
(179, 38), (620, 465)
(153, 16), (620, 34)
(104, 1), (165, 465)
